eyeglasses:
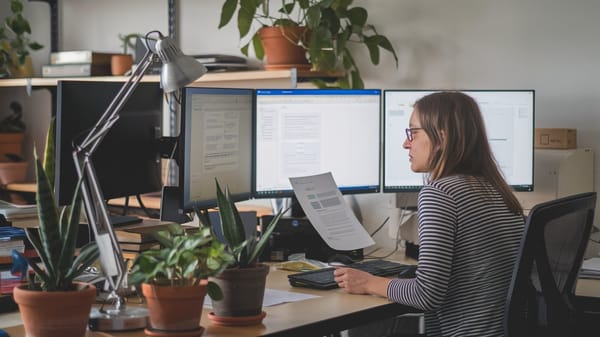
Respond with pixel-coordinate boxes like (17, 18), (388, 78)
(405, 128), (423, 142)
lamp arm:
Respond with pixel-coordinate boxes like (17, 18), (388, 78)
(73, 48), (156, 297)
(79, 49), (156, 152)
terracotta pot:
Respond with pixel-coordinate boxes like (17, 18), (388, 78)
(142, 281), (208, 331)
(258, 26), (310, 70)
(0, 161), (27, 184)
(209, 264), (269, 319)
(13, 282), (96, 337)
(111, 54), (134, 76)
(0, 132), (25, 162)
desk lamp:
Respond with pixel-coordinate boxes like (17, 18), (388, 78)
(73, 30), (207, 331)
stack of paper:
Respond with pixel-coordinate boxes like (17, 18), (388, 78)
(579, 257), (600, 279)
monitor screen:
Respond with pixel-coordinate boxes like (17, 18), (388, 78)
(383, 89), (535, 192)
(179, 87), (254, 211)
(254, 89), (382, 198)
(55, 81), (163, 206)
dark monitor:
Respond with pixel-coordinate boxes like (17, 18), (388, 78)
(383, 89), (535, 192)
(253, 89), (381, 198)
(178, 87), (254, 211)
(55, 80), (163, 207)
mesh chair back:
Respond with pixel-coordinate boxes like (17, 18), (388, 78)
(504, 192), (597, 337)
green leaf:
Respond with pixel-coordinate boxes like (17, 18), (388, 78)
(252, 33), (264, 60)
(42, 117), (55, 188)
(238, 1), (257, 39)
(364, 36), (381, 65)
(246, 207), (287, 264)
(347, 7), (367, 26)
(34, 153), (61, 274)
(207, 280), (223, 301)
(306, 4), (322, 29)
(10, 0), (23, 14)
(219, 0), (239, 28)
(215, 181), (245, 247)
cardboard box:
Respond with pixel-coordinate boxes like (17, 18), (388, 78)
(534, 128), (577, 149)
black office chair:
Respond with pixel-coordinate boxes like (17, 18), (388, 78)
(504, 192), (600, 337)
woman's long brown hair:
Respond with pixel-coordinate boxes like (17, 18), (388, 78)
(414, 91), (523, 215)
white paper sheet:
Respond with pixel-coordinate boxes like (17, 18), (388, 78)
(289, 172), (375, 250)
(204, 288), (320, 308)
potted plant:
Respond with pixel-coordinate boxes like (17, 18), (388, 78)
(0, 101), (27, 186)
(129, 223), (234, 335)
(218, 0), (398, 88)
(110, 33), (141, 75)
(196, 180), (285, 326)
(13, 123), (100, 337)
(0, 0), (44, 78)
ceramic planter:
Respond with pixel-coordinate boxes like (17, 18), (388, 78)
(142, 281), (208, 335)
(0, 132), (25, 162)
(13, 282), (96, 337)
(258, 26), (310, 70)
(208, 263), (269, 326)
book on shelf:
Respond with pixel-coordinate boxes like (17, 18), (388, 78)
(50, 50), (116, 65)
(119, 241), (160, 252)
(192, 54), (247, 64)
(0, 200), (37, 220)
(0, 239), (25, 257)
(42, 63), (112, 77)
(114, 222), (196, 243)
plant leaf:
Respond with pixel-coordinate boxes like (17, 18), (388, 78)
(219, 0), (239, 28)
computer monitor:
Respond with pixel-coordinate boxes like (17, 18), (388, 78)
(55, 80), (163, 208)
(383, 89), (535, 193)
(254, 89), (382, 198)
(178, 87), (254, 211)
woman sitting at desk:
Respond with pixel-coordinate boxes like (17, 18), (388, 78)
(334, 91), (525, 337)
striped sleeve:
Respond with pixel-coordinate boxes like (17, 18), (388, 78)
(387, 184), (456, 311)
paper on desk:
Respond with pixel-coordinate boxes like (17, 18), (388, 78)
(289, 172), (375, 251)
(204, 288), (320, 308)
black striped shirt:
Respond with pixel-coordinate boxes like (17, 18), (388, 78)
(387, 175), (524, 337)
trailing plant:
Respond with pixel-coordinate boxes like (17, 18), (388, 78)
(129, 223), (234, 300)
(196, 180), (286, 268)
(218, 0), (398, 88)
(0, 0), (44, 77)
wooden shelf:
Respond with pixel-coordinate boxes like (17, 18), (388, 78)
(0, 69), (298, 89)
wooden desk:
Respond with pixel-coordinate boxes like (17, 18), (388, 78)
(1, 265), (418, 337)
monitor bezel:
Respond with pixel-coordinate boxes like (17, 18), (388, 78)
(55, 80), (163, 206)
(382, 89), (535, 193)
(178, 86), (255, 212)
(252, 88), (382, 199)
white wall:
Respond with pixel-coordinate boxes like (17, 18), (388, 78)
(2, 0), (599, 231)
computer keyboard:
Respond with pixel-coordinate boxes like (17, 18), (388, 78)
(288, 259), (416, 289)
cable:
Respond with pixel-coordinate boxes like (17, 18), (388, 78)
(135, 194), (160, 219)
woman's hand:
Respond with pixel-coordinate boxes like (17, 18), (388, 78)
(333, 267), (391, 297)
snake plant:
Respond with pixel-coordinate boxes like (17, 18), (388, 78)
(196, 180), (286, 268)
(18, 119), (99, 291)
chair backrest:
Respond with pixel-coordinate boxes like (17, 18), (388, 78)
(504, 192), (597, 337)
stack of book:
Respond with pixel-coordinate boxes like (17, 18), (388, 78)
(579, 257), (600, 279)
(42, 50), (116, 77)
(114, 222), (197, 258)
(193, 54), (250, 72)
(115, 226), (161, 258)
(0, 227), (26, 260)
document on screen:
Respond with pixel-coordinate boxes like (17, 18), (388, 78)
(289, 172), (375, 251)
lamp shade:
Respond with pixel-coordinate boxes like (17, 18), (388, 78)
(155, 35), (207, 92)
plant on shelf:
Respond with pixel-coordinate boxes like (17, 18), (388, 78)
(129, 223), (234, 334)
(196, 180), (285, 325)
(12, 121), (100, 337)
(218, 0), (398, 88)
(118, 32), (142, 56)
(0, 101), (27, 186)
(0, 0), (44, 78)
(110, 32), (141, 76)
